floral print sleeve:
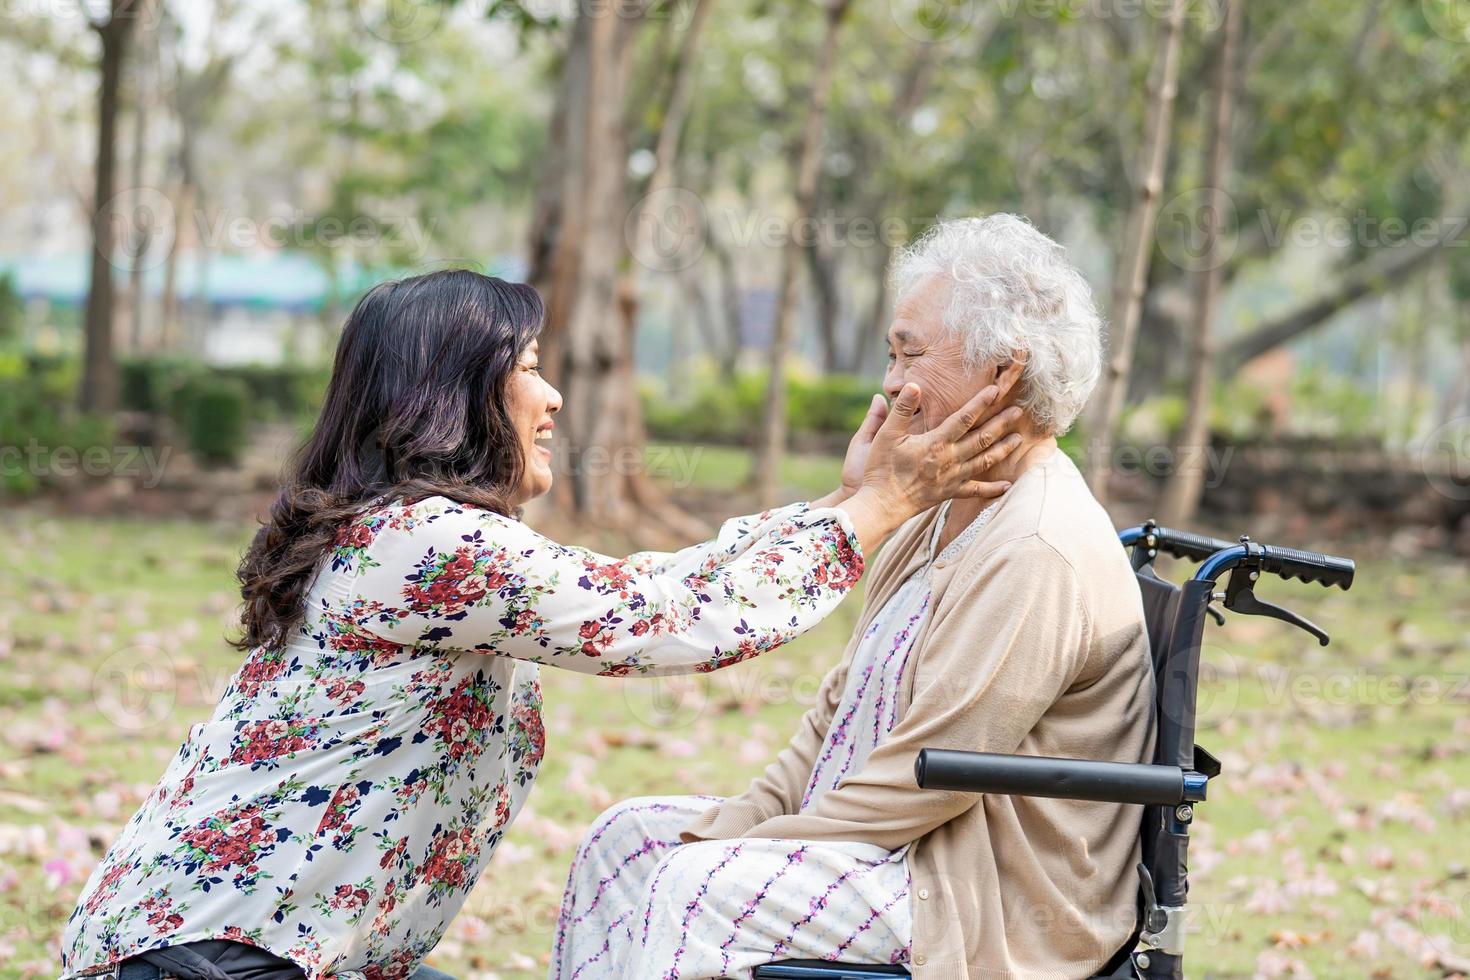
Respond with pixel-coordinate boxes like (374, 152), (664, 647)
(620, 502), (811, 578)
(349, 497), (864, 677)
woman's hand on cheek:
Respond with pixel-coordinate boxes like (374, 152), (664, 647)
(857, 382), (1025, 514)
(837, 394), (890, 500)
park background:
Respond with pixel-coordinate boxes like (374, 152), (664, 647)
(2, 0), (1470, 977)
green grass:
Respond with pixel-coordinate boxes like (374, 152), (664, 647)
(2, 475), (1467, 978)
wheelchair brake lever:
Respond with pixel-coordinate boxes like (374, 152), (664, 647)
(1222, 567), (1329, 645)
(1204, 605), (1225, 626)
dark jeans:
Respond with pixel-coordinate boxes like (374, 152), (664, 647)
(121, 941), (457, 980)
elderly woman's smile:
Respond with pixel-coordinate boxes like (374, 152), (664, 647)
(884, 275), (991, 429)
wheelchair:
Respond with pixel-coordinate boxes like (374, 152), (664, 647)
(754, 521), (1357, 980)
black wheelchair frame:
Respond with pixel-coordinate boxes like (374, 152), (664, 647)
(754, 521), (1356, 980)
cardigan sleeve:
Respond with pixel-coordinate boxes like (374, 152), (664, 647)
(348, 497), (863, 678)
(690, 535), (1088, 849)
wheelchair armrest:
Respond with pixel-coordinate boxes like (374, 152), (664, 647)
(915, 749), (1208, 805)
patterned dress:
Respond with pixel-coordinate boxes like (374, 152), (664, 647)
(61, 497), (863, 980)
(552, 501), (996, 980)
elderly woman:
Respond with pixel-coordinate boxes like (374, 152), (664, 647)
(552, 215), (1157, 979)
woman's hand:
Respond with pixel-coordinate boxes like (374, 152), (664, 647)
(835, 379), (1024, 555)
(837, 394), (889, 501)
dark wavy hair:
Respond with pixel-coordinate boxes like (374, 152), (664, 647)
(233, 269), (544, 651)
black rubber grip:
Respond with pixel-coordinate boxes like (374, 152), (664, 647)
(1258, 545), (1355, 590)
(1153, 527), (1237, 562)
(915, 749), (1188, 805)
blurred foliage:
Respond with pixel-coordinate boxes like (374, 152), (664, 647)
(0, 354), (116, 495)
(643, 370), (877, 445)
(120, 358), (330, 428)
(178, 375), (250, 467)
(0, 272), (21, 346)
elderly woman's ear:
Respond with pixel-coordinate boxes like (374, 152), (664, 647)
(993, 356), (1027, 403)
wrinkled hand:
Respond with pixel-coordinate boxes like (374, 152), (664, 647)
(859, 369), (1025, 520)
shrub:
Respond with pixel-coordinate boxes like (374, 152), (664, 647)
(788, 375), (878, 437)
(0, 353), (115, 495)
(644, 370), (882, 445)
(179, 376), (250, 467)
(121, 357), (203, 417)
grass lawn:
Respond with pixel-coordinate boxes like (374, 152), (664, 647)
(2, 451), (1467, 979)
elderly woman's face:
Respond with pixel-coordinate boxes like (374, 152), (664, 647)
(883, 276), (991, 431)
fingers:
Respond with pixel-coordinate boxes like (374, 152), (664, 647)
(854, 393), (888, 442)
(932, 383), (1001, 440)
(953, 478), (1014, 501)
(956, 407), (1024, 460)
(959, 432), (1024, 479)
(882, 383), (921, 432)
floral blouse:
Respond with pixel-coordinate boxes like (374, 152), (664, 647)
(61, 496), (863, 980)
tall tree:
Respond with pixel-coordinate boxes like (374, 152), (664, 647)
(754, 0), (854, 508)
(80, 0), (141, 412)
(1157, 0), (1244, 527)
(1083, 0), (1189, 502)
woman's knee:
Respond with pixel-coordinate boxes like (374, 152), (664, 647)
(580, 795), (718, 853)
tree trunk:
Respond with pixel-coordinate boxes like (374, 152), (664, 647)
(806, 234), (841, 373)
(755, 0), (854, 507)
(710, 230), (743, 378)
(844, 54), (937, 376)
(680, 263), (722, 375)
(127, 34), (151, 354)
(80, 2), (137, 413)
(850, 237), (892, 375)
(1157, 0), (1243, 528)
(1083, 0), (1189, 503)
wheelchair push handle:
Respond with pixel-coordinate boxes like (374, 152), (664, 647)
(1120, 522), (1237, 564)
(1257, 544), (1356, 591)
(914, 748), (1207, 806)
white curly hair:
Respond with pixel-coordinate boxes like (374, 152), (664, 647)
(888, 214), (1103, 435)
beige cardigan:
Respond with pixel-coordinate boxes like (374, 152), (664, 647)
(682, 450), (1157, 979)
